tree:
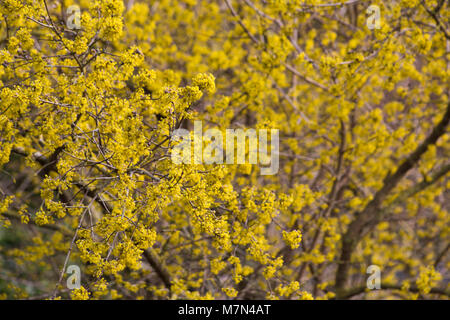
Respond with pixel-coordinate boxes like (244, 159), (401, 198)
(0, 0), (448, 300)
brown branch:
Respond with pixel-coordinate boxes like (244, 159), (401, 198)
(421, 0), (450, 40)
(224, 0), (259, 44)
(390, 163), (450, 207)
(2, 211), (71, 235)
(434, 243), (450, 268)
(143, 249), (172, 291)
(338, 282), (450, 299)
(12, 147), (172, 295)
(300, 0), (367, 8)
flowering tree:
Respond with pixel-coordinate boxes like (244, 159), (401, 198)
(0, 0), (449, 300)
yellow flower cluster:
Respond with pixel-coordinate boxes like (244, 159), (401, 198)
(0, 0), (448, 301)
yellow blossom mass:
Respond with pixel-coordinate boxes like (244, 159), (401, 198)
(0, 0), (449, 300)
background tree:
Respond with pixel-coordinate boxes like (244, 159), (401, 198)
(0, 0), (448, 299)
